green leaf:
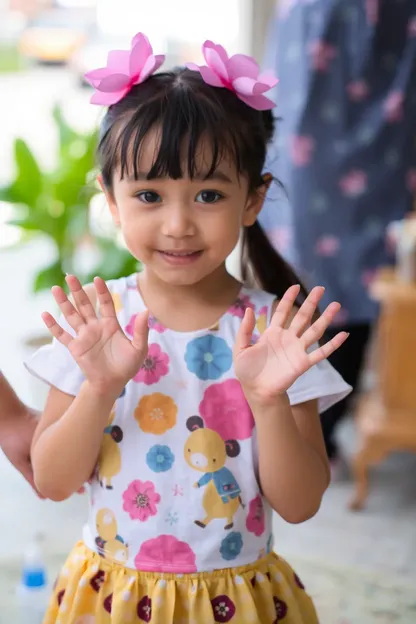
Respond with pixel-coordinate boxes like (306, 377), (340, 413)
(33, 260), (65, 293)
(6, 139), (43, 208)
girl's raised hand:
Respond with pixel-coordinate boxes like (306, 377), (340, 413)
(234, 285), (348, 405)
(42, 275), (149, 396)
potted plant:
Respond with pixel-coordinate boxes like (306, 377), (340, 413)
(0, 105), (139, 407)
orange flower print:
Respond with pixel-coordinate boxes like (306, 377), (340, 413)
(111, 292), (123, 313)
(256, 306), (268, 335)
(135, 393), (177, 435)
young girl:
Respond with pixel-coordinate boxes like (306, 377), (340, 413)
(27, 34), (351, 624)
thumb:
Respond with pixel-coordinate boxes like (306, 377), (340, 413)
(18, 459), (45, 499)
(234, 307), (256, 356)
(132, 310), (149, 354)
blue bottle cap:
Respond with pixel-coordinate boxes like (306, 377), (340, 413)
(22, 568), (47, 588)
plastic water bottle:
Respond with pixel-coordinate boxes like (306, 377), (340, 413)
(16, 536), (49, 624)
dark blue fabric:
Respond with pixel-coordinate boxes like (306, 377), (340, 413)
(260, 0), (416, 323)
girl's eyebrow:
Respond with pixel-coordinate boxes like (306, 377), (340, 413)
(125, 171), (233, 183)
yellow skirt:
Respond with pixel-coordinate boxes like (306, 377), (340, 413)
(44, 541), (318, 624)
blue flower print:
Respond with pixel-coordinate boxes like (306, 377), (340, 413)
(185, 335), (232, 381)
(220, 532), (243, 561)
(146, 445), (175, 473)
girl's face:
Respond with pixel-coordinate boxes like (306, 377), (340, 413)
(102, 129), (265, 287)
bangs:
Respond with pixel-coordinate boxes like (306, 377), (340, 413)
(100, 71), (249, 182)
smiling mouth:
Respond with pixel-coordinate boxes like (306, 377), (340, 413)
(159, 250), (202, 257)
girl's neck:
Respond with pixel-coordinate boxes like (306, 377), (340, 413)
(136, 264), (243, 332)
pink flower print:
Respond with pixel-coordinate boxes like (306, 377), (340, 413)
(290, 135), (315, 167)
(406, 169), (416, 193)
(384, 91), (404, 123)
(314, 235), (340, 257)
(126, 314), (166, 336)
(228, 294), (255, 319)
(408, 17), (416, 37)
(134, 535), (197, 573)
(346, 80), (369, 102)
(122, 480), (161, 521)
(246, 495), (265, 537)
(365, 0), (379, 25)
(199, 379), (254, 441)
(308, 40), (337, 72)
(148, 315), (166, 333)
(339, 170), (368, 197)
(268, 226), (292, 253)
(133, 344), (169, 385)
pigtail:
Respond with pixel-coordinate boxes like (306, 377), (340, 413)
(242, 221), (309, 305)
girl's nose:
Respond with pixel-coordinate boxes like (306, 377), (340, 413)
(161, 205), (196, 238)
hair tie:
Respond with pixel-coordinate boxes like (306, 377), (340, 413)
(84, 32), (165, 106)
(186, 40), (278, 111)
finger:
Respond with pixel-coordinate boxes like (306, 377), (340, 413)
(301, 301), (342, 348)
(307, 331), (349, 366)
(290, 286), (325, 336)
(132, 310), (149, 353)
(271, 285), (301, 328)
(65, 275), (97, 321)
(41, 312), (73, 347)
(51, 285), (85, 332)
(234, 307), (256, 354)
(93, 277), (118, 318)
(18, 459), (45, 499)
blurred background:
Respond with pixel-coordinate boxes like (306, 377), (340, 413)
(0, 1), (416, 622)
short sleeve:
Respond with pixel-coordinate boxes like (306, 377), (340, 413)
(287, 356), (352, 413)
(24, 313), (85, 396)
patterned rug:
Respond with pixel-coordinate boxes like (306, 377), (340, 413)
(1, 554), (415, 623)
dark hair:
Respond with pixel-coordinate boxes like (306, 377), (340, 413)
(98, 67), (308, 303)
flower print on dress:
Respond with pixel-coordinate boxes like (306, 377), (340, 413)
(308, 40), (336, 72)
(137, 596), (152, 622)
(200, 379), (254, 441)
(256, 305), (268, 336)
(185, 334), (232, 380)
(122, 480), (161, 521)
(289, 135), (314, 167)
(133, 343), (169, 385)
(314, 235), (340, 257)
(246, 494), (265, 537)
(135, 393), (177, 434)
(146, 445), (175, 473)
(211, 595), (236, 622)
(228, 293), (255, 318)
(274, 596), (288, 621)
(220, 532), (243, 561)
(384, 90), (404, 123)
(346, 79), (369, 102)
(134, 535), (197, 573)
(339, 170), (367, 197)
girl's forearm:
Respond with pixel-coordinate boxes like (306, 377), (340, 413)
(31, 382), (117, 501)
(249, 393), (329, 523)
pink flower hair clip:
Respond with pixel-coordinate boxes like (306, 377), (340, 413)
(84, 32), (165, 106)
(186, 41), (278, 111)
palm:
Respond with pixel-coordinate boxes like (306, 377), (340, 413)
(234, 285), (348, 401)
(42, 276), (149, 393)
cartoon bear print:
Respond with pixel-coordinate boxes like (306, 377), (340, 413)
(184, 415), (244, 530)
(98, 410), (123, 489)
(95, 508), (129, 563)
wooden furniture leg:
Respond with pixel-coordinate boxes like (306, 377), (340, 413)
(349, 435), (390, 511)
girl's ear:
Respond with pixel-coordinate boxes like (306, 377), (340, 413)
(97, 174), (120, 225)
(242, 173), (273, 227)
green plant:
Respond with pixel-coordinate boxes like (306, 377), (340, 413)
(0, 105), (139, 293)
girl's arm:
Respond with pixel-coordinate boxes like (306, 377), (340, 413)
(29, 275), (149, 502)
(31, 383), (117, 501)
(234, 285), (349, 524)
(250, 395), (329, 524)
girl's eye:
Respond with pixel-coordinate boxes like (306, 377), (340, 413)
(195, 190), (223, 204)
(136, 191), (161, 204)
